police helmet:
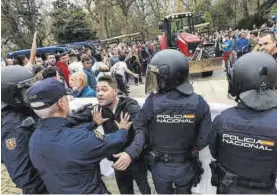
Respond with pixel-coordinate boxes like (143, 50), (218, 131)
(1, 65), (37, 107)
(145, 49), (193, 94)
(228, 52), (277, 97)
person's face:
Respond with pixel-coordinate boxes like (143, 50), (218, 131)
(60, 55), (69, 65)
(113, 49), (119, 56)
(225, 36), (229, 41)
(7, 59), (13, 65)
(69, 76), (81, 91)
(83, 60), (92, 69)
(69, 56), (77, 64)
(258, 35), (277, 55)
(86, 49), (92, 56)
(47, 55), (56, 66)
(96, 81), (118, 107)
(35, 58), (44, 66)
(241, 33), (246, 38)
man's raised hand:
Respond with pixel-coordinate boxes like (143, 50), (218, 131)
(115, 112), (132, 130)
(91, 105), (109, 126)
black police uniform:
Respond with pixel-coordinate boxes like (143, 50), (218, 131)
(134, 90), (211, 194)
(1, 106), (48, 194)
(1, 65), (48, 194)
(133, 49), (212, 194)
(209, 52), (277, 194)
(68, 96), (151, 194)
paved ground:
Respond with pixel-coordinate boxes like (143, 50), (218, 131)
(1, 70), (234, 194)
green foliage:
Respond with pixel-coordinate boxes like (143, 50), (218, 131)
(269, 3), (277, 15)
(51, 0), (97, 43)
(191, 0), (212, 14)
(210, 0), (234, 29)
(204, 12), (212, 24)
(1, 0), (42, 50)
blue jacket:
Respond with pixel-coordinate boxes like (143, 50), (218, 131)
(29, 117), (128, 194)
(83, 68), (97, 90)
(73, 85), (96, 98)
(110, 57), (119, 66)
(222, 40), (233, 52)
(237, 38), (249, 52)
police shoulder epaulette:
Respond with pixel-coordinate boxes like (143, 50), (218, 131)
(94, 130), (105, 141)
(21, 117), (36, 128)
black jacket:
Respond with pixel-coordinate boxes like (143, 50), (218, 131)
(68, 96), (145, 160)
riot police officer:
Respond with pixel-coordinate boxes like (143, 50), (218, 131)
(1, 65), (48, 194)
(133, 49), (212, 194)
(209, 52), (277, 194)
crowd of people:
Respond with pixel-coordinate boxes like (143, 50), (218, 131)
(3, 33), (160, 98)
(1, 21), (277, 195)
(199, 27), (277, 70)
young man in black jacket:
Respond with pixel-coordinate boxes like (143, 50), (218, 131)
(68, 75), (151, 194)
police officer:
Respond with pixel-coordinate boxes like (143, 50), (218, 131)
(133, 49), (212, 194)
(209, 52), (277, 194)
(27, 78), (132, 194)
(68, 75), (151, 194)
(1, 65), (48, 194)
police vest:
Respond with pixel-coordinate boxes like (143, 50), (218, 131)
(217, 107), (277, 179)
(149, 92), (200, 154)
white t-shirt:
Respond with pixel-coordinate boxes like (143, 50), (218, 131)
(68, 61), (83, 73)
(111, 61), (128, 81)
(91, 61), (109, 81)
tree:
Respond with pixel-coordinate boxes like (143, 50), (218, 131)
(210, 0), (234, 30)
(51, 0), (97, 43)
(110, 0), (136, 33)
(81, 0), (116, 39)
(190, 0), (212, 14)
(1, 0), (43, 50)
(236, 0), (277, 29)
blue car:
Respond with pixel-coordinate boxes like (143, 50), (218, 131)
(7, 46), (69, 59)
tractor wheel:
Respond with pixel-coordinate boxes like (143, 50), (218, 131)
(202, 71), (213, 77)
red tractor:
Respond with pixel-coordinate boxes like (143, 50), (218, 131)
(158, 12), (222, 77)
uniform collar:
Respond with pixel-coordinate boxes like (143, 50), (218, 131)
(239, 89), (277, 111)
(38, 117), (70, 129)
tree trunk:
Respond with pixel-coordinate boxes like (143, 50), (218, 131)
(242, 0), (249, 18)
(104, 7), (109, 38)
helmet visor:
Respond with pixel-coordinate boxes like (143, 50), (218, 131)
(145, 65), (159, 94)
(17, 77), (38, 88)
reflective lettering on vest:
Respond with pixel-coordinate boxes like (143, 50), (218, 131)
(222, 133), (274, 151)
(150, 93), (199, 153)
(156, 114), (195, 124)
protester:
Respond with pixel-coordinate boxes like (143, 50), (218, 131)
(69, 72), (96, 97)
(82, 55), (97, 90)
(56, 52), (70, 86)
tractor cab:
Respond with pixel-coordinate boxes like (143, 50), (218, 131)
(158, 12), (204, 56)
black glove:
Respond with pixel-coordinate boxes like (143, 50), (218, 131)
(191, 148), (204, 187)
(192, 159), (204, 187)
(68, 103), (93, 126)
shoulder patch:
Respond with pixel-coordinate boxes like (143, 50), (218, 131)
(5, 138), (17, 150)
(94, 130), (104, 141)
